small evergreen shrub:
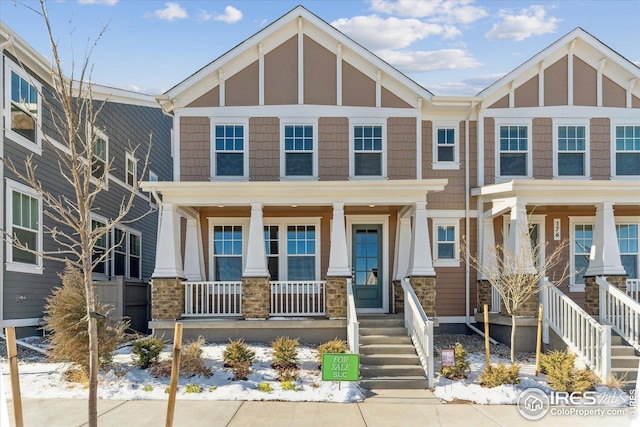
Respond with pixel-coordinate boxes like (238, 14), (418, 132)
(142, 385), (154, 392)
(479, 363), (520, 388)
(257, 382), (274, 393)
(208, 386), (218, 392)
(132, 336), (165, 368)
(164, 386), (171, 394)
(272, 336), (299, 381)
(185, 383), (203, 393)
(316, 338), (348, 367)
(281, 381), (299, 391)
(223, 339), (255, 380)
(541, 350), (599, 394)
(440, 342), (470, 380)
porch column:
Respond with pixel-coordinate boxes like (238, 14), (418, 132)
(477, 217), (496, 311)
(183, 217), (205, 281)
(408, 201), (437, 318)
(326, 202), (350, 319)
(505, 202), (535, 274)
(585, 202), (625, 276)
(392, 211), (412, 312)
(243, 203), (270, 319)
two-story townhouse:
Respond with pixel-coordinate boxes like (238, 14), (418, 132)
(1, 22), (173, 336)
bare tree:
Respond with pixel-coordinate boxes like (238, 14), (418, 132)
(2, 2), (152, 425)
(464, 225), (571, 364)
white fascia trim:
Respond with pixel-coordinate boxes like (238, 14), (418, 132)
(432, 217), (461, 267)
(279, 117), (319, 180)
(349, 117), (387, 179)
(431, 120), (460, 169)
(2, 317), (41, 327)
(209, 117), (250, 181)
(610, 118), (640, 179)
(179, 105), (416, 118)
(493, 118), (533, 181)
(207, 217), (251, 281)
(485, 106), (640, 119)
(552, 118), (591, 179)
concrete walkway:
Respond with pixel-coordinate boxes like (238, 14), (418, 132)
(6, 389), (634, 427)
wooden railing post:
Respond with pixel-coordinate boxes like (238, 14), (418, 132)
(166, 323), (183, 427)
(5, 327), (24, 427)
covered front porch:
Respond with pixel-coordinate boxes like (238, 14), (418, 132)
(142, 179), (447, 334)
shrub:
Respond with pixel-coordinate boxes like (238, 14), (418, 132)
(181, 336), (212, 377)
(132, 336), (165, 369)
(440, 342), (470, 380)
(541, 350), (599, 394)
(208, 386), (218, 392)
(142, 385), (154, 392)
(43, 263), (129, 378)
(272, 336), (300, 382)
(605, 373), (625, 390)
(185, 383), (203, 393)
(316, 339), (348, 367)
(479, 363), (520, 388)
(281, 381), (299, 391)
(257, 382), (274, 393)
(223, 339), (255, 380)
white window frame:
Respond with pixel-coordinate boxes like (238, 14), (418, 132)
(210, 119), (249, 181)
(494, 118), (532, 182)
(149, 170), (158, 182)
(569, 217), (595, 292)
(616, 217), (640, 279)
(432, 218), (460, 267)
(125, 152), (138, 188)
(349, 118), (387, 179)
(5, 179), (43, 274)
(611, 119), (640, 178)
(4, 58), (42, 155)
(111, 225), (142, 280)
(553, 119), (590, 179)
(128, 230), (142, 280)
(207, 218), (250, 281)
(263, 218), (321, 282)
(279, 118), (318, 180)
(90, 214), (110, 281)
(432, 122), (460, 170)
(89, 127), (110, 189)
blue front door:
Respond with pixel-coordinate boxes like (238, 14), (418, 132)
(352, 224), (383, 309)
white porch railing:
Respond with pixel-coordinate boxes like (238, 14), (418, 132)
(270, 281), (326, 316)
(627, 279), (640, 302)
(401, 278), (435, 388)
(346, 278), (359, 355)
(597, 277), (640, 352)
(183, 281), (242, 317)
(541, 278), (611, 380)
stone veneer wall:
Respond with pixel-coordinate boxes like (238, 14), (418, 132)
(393, 280), (404, 313)
(477, 280), (492, 311)
(242, 277), (270, 319)
(152, 278), (185, 320)
(584, 275), (627, 316)
(326, 277), (347, 318)
(409, 277), (436, 318)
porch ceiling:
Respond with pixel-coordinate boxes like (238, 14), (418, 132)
(471, 179), (640, 205)
(141, 179), (447, 206)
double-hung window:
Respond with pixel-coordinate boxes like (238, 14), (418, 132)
(91, 217), (109, 277)
(265, 225), (280, 280)
(432, 219), (460, 267)
(6, 180), (42, 273)
(617, 224), (638, 279)
(287, 225), (316, 280)
(126, 152), (138, 187)
(613, 125), (640, 176)
(112, 227), (142, 279)
(5, 59), (42, 153)
(351, 122), (385, 178)
(572, 222), (593, 291)
(497, 124), (529, 177)
(213, 124), (246, 178)
(555, 121), (589, 177)
(212, 225), (243, 281)
(262, 220), (320, 282)
(281, 123), (316, 178)
(92, 130), (108, 181)
(432, 124), (459, 169)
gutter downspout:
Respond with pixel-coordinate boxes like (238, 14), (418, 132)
(464, 102), (498, 344)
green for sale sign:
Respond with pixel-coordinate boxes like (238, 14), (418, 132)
(321, 353), (360, 381)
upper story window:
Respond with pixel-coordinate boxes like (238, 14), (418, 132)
(432, 218), (460, 267)
(617, 223), (638, 279)
(92, 130), (109, 181)
(613, 125), (640, 176)
(497, 123), (530, 178)
(432, 124), (459, 169)
(5, 59), (42, 154)
(554, 121), (589, 178)
(281, 123), (317, 179)
(6, 179), (43, 274)
(126, 152), (138, 187)
(351, 121), (386, 178)
(213, 124), (246, 179)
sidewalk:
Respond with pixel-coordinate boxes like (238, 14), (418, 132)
(6, 389), (635, 427)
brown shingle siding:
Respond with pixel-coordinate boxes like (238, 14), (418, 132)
(387, 117), (416, 179)
(590, 118), (610, 180)
(318, 117), (349, 181)
(249, 117), (280, 181)
(532, 118), (552, 179)
(180, 116), (210, 181)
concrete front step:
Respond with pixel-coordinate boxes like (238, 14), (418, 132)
(361, 354), (421, 365)
(360, 334), (413, 345)
(612, 345), (637, 357)
(611, 355), (640, 369)
(611, 335), (623, 346)
(359, 326), (408, 336)
(358, 318), (405, 328)
(359, 376), (428, 390)
(611, 367), (638, 381)
(361, 365), (426, 377)
(360, 344), (417, 355)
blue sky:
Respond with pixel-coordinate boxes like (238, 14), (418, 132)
(2, 0), (639, 96)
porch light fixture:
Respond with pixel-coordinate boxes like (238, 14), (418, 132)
(291, 204), (298, 208)
(369, 204), (376, 208)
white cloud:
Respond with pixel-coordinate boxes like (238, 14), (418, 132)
(485, 5), (560, 41)
(78, 0), (118, 4)
(369, 0), (487, 24)
(332, 15), (447, 50)
(377, 48), (482, 73)
(150, 2), (188, 21)
(214, 6), (243, 24)
(425, 73), (506, 96)
(197, 10), (213, 22)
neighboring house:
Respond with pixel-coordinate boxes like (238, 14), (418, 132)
(0, 22), (173, 337)
(144, 5), (640, 354)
